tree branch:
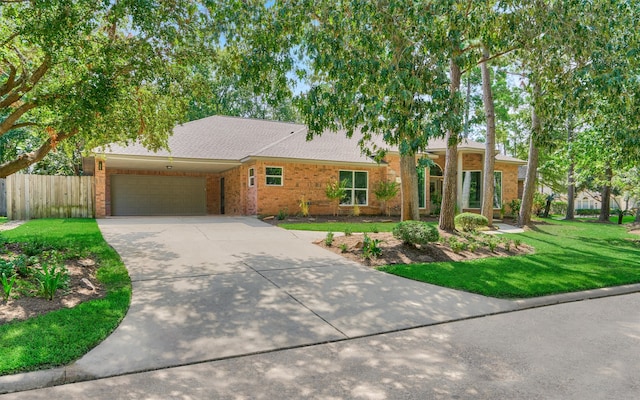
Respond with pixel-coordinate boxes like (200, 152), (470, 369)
(0, 62), (18, 97)
(0, 129), (77, 178)
(0, 54), (50, 109)
(0, 101), (37, 136)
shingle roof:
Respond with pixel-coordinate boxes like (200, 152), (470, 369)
(99, 115), (525, 165)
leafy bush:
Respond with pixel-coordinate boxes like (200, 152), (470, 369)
(298, 196), (310, 217)
(324, 231), (335, 247)
(392, 221), (439, 246)
(455, 213), (489, 232)
(1, 272), (16, 301)
(34, 263), (68, 301)
(344, 227), (353, 236)
(576, 209), (600, 216)
(450, 240), (466, 254)
(362, 233), (382, 260)
(513, 238), (522, 248)
(325, 179), (348, 216)
(551, 201), (568, 215)
(508, 199), (521, 217)
(277, 208), (289, 220)
(533, 192), (547, 216)
(339, 243), (348, 253)
(487, 239), (498, 253)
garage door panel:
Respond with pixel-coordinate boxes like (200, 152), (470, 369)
(111, 175), (206, 216)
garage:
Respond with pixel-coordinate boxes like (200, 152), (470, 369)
(111, 175), (207, 216)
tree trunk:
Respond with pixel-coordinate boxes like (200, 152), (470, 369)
(566, 161), (576, 220)
(599, 165), (613, 222)
(480, 49), (496, 226)
(399, 153), (420, 221)
(565, 119), (576, 220)
(518, 108), (540, 227)
(439, 57), (462, 231)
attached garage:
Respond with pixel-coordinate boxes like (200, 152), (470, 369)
(111, 175), (207, 216)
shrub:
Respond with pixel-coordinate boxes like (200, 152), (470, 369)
(277, 208), (289, 220)
(298, 196), (310, 217)
(362, 233), (382, 260)
(324, 231), (335, 247)
(325, 179), (348, 216)
(533, 192), (547, 216)
(392, 221), (439, 246)
(513, 238), (522, 248)
(34, 264), (68, 301)
(339, 243), (348, 253)
(455, 213), (489, 232)
(504, 240), (511, 251)
(508, 199), (521, 217)
(487, 239), (498, 253)
(344, 227), (353, 236)
(468, 243), (479, 253)
(551, 201), (568, 215)
(450, 240), (466, 254)
(1, 272), (16, 301)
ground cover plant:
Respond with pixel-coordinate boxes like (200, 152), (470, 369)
(0, 219), (131, 375)
(380, 219), (640, 298)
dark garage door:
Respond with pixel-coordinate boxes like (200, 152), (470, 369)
(111, 175), (206, 216)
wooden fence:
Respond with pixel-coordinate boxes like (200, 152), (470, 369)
(5, 174), (94, 220)
(0, 179), (5, 216)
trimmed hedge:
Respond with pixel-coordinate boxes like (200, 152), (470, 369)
(392, 221), (439, 246)
(455, 212), (489, 232)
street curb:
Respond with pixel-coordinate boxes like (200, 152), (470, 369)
(2, 284), (639, 395)
(512, 283), (640, 309)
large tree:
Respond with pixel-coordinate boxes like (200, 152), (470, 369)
(1, 0), (221, 177)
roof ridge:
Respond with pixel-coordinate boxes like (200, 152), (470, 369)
(249, 125), (309, 157)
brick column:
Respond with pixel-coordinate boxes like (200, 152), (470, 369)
(94, 157), (107, 218)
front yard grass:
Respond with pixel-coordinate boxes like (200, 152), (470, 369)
(380, 219), (640, 298)
(0, 217), (7, 225)
(278, 221), (397, 233)
(0, 219), (131, 375)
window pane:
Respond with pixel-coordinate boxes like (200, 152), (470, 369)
(341, 190), (353, 205)
(339, 171), (353, 188)
(430, 164), (443, 176)
(266, 177), (281, 185)
(463, 171), (482, 208)
(355, 190), (367, 205)
(354, 172), (367, 188)
(266, 167), (282, 176)
(249, 168), (254, 177)
(493, 172), (502, 209)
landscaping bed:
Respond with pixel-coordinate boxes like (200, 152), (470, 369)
(317, 230), (533, 267)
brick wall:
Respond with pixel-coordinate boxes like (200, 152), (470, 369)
(250, 160), (387, 216)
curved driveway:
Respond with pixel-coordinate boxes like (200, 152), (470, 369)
(65, 216), (516, 380)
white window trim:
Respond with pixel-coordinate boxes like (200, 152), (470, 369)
(248, 167), (255, 187)
(265, 166), (283, 186)
(339, 170), (368, 206)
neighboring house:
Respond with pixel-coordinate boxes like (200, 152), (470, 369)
(85, 115), (526, 217)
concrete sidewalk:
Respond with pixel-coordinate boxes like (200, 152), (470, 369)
(1, 216), (639, 394)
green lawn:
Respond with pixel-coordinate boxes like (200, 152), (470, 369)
(0, 217), (7, 225)
(278, 221), (398, 232)
(0, 219), (131, 375)
(380, 219), (640, 299)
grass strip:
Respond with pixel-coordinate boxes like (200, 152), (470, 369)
(278, 221), (398, 232)
(0, 219), (131, 375)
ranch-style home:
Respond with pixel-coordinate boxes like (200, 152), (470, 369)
(85, 115), (526, 218)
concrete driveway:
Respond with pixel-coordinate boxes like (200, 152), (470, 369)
(46, 216), (512, 381)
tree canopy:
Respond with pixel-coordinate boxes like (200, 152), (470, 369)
(0, 0), (222, 177)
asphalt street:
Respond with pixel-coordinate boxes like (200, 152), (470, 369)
(2, 293), (638, 400)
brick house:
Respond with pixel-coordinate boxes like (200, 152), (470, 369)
(85, 115), (526, 217)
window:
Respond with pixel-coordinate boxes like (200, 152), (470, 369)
(462, 171), (482, 208)
(493, 171), (502, 209)
(462, 170), (503, 209)
(265, 167), (283, 186)
(248, 168), (255, 187)
(417, 167), (426, 209)
(339, 170), (368, 205)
